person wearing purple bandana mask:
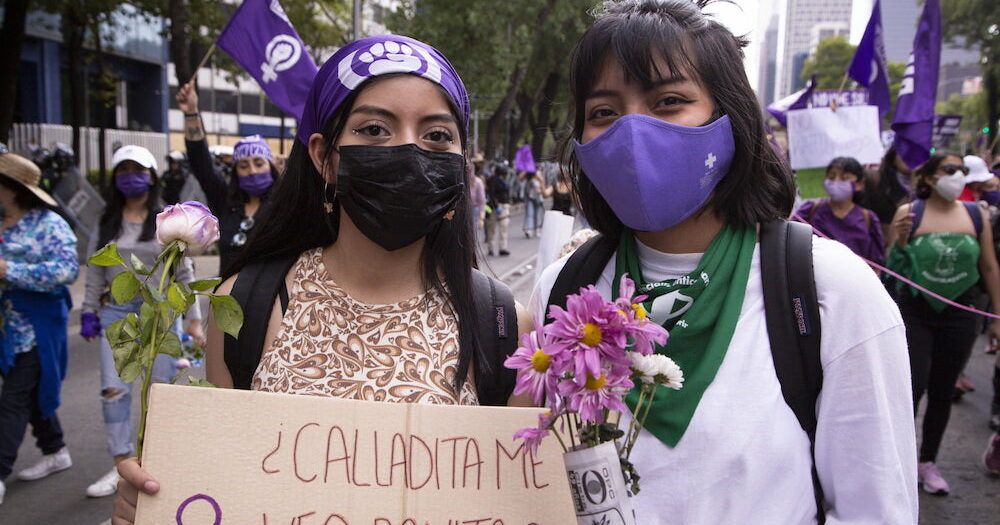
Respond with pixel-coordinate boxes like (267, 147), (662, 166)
(176, 85), (280, 272)
(530, 1), (916, 523)
(793, 156), (885, 265)
(112, 35), (529, 524)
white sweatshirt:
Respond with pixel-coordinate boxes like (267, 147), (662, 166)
(530, 236), (918, 524)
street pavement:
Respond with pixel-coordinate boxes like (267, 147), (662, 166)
(2, 207), (999, 523)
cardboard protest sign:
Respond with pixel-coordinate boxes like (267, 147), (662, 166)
(137, 385), (577, 525)
(787, 106), (884, 169)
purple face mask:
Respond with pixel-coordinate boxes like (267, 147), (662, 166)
(115, 171), (152, 198)
(823, 179), (855, 203)
(574, 114), (735, 232)
(982, 190), (1000, 207)
(238, 171), (273, 196)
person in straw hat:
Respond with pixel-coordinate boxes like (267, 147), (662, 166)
(0, 144), (79, 506)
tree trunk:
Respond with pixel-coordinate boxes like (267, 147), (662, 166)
(530, 72), (560, 161)
(507, 90), (533, 162)
(92, 18), (111, 191)
(168, 0), (192, 84)
(485, 66), (526, 160)
(483, 0), (560, 160)
(0, 0), (30, 144)
(63, 5), (87, 167)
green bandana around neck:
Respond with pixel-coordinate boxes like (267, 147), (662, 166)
(613, 226), (757, 447)
(890, 232), (981, 312)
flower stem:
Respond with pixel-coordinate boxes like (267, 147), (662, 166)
(626, 386), (657, 458)
(136, 247), (179, 459)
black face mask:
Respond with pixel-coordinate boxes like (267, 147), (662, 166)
(335, 144), (465, 251)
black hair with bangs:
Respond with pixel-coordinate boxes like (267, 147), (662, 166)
(561, 0), (796, 239)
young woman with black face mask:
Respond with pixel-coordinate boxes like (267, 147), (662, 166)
(111, 35), (527, 524)
(530, 1), (916, 522)
(176, 83), (280, 273)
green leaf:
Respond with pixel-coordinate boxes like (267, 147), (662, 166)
(111, 272), (141, 304)
(189, 278), (222, 292)
(121, 313), (140, 339)
(139, 303), (157, 342)
(131, 254), (152, 276)
(159, 332), (183, 358)
(210, 295), (244, 339)
(119, 361), (142, 383)
(89, 244), (125, 267)
(167, 283), (190, 312)
(188, 377), (217, 388)
(106, 318), (129, 347)
(112, 341), (139, 375)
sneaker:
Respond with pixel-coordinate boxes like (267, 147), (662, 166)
(499, 250), (511, 257)
(917, 461), (950, 495)
(16, 448), (72, 481)
(984, 433), (1000, 476)
(86, 468), (120, 498)
(488, 250), (495, 257)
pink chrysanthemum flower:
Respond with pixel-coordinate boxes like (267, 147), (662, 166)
(615, 274), (669, 356)
(514, 412), (553, 457)
(547, 285), (629, 383)
(503, 324), (563, 405)
(558, 367), (633, 424)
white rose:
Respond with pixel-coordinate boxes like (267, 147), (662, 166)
(155, 201), (221, 255)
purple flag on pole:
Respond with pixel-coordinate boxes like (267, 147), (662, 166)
(217, 0), (318, 120)
(891, 0), (941, 169)
(766, 76), (815, 127)
(847, 0), (891, 116)
(515, 145), (536, 173)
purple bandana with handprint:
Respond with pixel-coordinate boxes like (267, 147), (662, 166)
(296, 35), (470, 145)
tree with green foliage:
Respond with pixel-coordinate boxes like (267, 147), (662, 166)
(941, 0), (999, 154)
(388, 0), (595, 160)
(800, 36), (857, 89)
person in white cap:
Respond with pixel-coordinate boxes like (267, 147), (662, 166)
(0, 144), (79, 506)
(162, 150), (188, 205)
(960, 155), (996, 202)
(79, 144), (205, 498)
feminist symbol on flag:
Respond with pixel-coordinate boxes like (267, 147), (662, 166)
(260, 34), (303, 83)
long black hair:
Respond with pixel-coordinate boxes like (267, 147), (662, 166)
(225, 74), (484, 393)
(868, 146), (912, 222)
(97, 165), (161, 247)
(559, 0), (795, 239)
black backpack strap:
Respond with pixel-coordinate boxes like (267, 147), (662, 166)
(470, 269), (518, 406)
(909, 199), (926, 240)
(760, 220), (825, 522)
(547, 234), (618, 314)
(962, 201), (983, 237)
(224, 255), (299, 390)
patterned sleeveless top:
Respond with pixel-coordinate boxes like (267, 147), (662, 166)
(252, 248), (478, 405)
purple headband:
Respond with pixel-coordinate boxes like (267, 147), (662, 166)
(233, 135), (274, 162)
(296, 35), (470, 145)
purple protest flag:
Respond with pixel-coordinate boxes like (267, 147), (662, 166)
(515, 145), (536, 173)
(847, 0), (891, 116)
(217, 0), (319, 120)
(891, 0), (941, 169)
(766, 76), (815, 127)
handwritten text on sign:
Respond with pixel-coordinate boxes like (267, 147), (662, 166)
(136, 384), (575, 524)
(787, 105), (884, 169)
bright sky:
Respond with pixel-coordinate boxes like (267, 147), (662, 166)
(704, 0), (767, 91)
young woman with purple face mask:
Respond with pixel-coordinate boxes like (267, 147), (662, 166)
(530, 1), (916, 522)
(176, 84), (280, 273)
(80, 145), (205, 498)
(794, 156), (885, 266)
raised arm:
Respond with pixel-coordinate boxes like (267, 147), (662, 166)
(176, 82), (229, 214)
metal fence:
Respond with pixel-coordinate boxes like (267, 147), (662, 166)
(8, 123), (169, 173)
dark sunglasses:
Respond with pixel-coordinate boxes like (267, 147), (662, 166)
(230, 216), (255, 248)
(939, 164), (969, 176)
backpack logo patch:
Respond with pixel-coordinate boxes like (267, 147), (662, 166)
(792, 295), (811, 336)
(495, 306), (507, 339)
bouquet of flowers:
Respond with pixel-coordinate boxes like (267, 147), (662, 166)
(504, 275), (682, 523)
(88, 202), (242, 457)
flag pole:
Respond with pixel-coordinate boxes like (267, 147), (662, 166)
(187, 43), (217, 86)
(830, 73), (850, 112)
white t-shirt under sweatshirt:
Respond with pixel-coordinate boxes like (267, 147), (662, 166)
(530, 236), (918, 524)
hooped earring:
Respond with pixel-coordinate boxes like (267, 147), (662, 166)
(323, 180), (335, 214)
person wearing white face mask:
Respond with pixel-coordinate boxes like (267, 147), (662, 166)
(795, 156), (885, 265)
(887, 152), (1000, 495)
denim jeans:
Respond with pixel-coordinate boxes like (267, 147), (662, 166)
(524, 199), (544, 233)
(98, 302), (179, 458)
(0, 350), (65, 480)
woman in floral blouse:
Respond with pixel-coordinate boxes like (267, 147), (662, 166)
(0, 145), (79, 506)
